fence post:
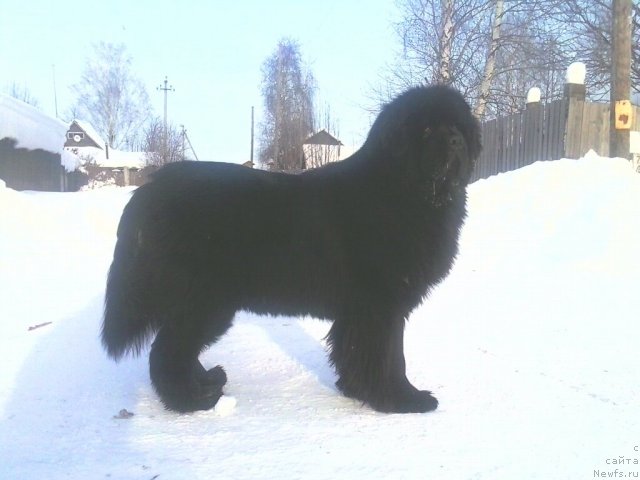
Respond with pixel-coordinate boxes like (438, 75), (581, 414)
(523, 87), (542, 166)
(563, 62), (586, 159)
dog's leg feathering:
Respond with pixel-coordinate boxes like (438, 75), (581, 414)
(327, 312), (438, 413)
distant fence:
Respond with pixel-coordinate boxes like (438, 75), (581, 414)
(83, 164), (158, 187)
(472, 75), (640, 182)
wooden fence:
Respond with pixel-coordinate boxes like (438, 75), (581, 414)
(472, 84), (640, 182)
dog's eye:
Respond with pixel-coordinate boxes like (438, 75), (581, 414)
(423, 127), (432, 139)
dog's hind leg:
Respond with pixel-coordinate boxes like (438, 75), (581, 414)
(327, 311), (438, 413)
(149, 308), (234, 412)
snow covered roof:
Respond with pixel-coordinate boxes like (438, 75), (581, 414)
(70, 119), (106, 148)
(304, 129), (343, 146)
(0, 93), (80, 172)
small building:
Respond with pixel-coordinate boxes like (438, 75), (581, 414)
(65, 120), (105, 150)
(64, 120), (147, 188)
(0, 94), (80, 191)
(302, 129), (343, 169)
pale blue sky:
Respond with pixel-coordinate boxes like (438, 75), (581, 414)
(1, 0), (401, 163)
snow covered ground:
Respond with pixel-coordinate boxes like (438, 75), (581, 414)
(1, 153), (639, 480)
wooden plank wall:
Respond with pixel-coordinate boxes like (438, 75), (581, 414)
(0, 138), (64, 191)
(472, 101), (640, 183)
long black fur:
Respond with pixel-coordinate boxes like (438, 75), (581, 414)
(102, 85), (481, 413)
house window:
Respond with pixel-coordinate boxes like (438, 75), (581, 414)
(67, 132), (85, 142)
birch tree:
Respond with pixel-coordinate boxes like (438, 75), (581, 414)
(384, 0), (570, 119)
(391, 0), (492, 96)
(259, 39), (315, 171)
(71, 42), (151, 149)
(552, 0), (639, 100)
(474, 0), (504, 117)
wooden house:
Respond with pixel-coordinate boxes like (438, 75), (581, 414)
(64, 120), (105, 150)
(302, 129), (344, 169)
(64, 120), (149, 188)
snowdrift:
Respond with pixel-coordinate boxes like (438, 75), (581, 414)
(0, 153), (639, 479)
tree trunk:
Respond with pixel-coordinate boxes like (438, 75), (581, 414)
(436, 0), (455, 85)
(474, 0), (504, 119)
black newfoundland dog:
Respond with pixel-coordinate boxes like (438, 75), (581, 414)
(102, 85), (481, 414)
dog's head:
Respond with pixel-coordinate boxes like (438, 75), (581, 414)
(365, 85), (481, 204)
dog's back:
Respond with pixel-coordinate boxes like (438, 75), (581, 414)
(102, 161), (349, 359)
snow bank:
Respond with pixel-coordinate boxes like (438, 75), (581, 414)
(93, 149), (147, 169)
(0, 154), (638, 479)
(70, 146), (147, 169)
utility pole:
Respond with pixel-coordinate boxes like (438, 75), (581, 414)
(610, 0), (632, 159)
(157, 76), (175, 161)
(184, 129), (199, 161)
(180, 124), (186, 161)
(52, 64), (59, 118)
(250, 106), (255, 164)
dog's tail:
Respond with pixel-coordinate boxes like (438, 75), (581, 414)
(102, 189), (159, 360)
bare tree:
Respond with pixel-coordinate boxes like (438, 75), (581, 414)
(553, 0), (613, 99)
(387, 0), (493, 97)
(484, 3), (573, 115)
(71, 42), (151, 149)
(474, 0), (504, 117)
(552, 0), (639, 100)
(139, 117), (185, 166)
(382, 0), (572, 119)
(259, 39), (315, 171)
(634, 1), (640, 97)
(634, 2), (640, 97)
(4, 82), (40, 107)
(437, 0), (456, 84)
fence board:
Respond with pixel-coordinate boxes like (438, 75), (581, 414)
(513, 112), (522, 169)
(473, 92), (635, 182)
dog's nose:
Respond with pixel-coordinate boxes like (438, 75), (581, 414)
(448, 131), (464, 150)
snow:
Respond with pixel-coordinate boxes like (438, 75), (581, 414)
(71, 145), (147, 169)
(526, 87), (541, 104)
(0, 94), (80, 172)
(1, 153), (639, 479)
(214, 395), (238, 417)
(96, 149), (147, 169)
(566, 62), (586, 85)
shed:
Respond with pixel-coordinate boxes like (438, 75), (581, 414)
(0, 94), (80, 191)
(302, 129), (344, 169)
(64, 120), (105, 149)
